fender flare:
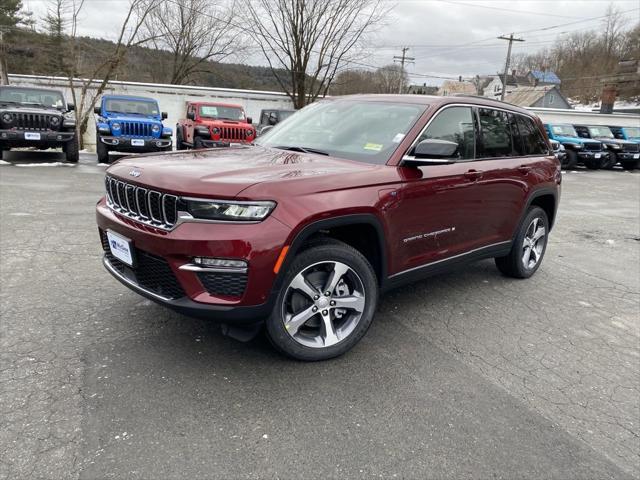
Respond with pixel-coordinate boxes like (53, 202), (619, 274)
(512, 188), (558, 242)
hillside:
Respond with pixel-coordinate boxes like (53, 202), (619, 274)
(5, 28), (291, 92)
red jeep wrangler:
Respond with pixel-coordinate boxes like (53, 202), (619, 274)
(98, 95), (561, 361)
(176, 101), (256, 149)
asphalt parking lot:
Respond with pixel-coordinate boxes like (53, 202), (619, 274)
(1, 150), (639, 480)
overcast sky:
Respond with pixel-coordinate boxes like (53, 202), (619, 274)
(22, 0), (640, 85)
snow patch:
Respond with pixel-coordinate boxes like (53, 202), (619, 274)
(15, 162), (75, 167)
(0, 160), (10, 165)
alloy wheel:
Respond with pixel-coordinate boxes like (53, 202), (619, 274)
(282, 261), (366, 348)
(522, 217), (546, 270)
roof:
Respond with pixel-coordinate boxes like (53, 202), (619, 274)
(102, 94), (157, 102)
(189, 101), (244, 108)
(504, 86), (565, 107)
(529, 70), (561, 84)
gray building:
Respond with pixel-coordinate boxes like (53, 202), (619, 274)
(504, 85), (571, 109)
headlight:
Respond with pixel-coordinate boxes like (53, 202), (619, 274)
(245, 129), (254, 138)
(2, 112), (13, 123)
(567, 143), (582, 149)
(49, 116), (60, 127)
(111, 122), (121, 130)
(185, 199), (276, 221)
(151, 124), (161, 133)
(212, 127), (220, 135)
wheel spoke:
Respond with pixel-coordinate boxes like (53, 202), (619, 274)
(532, 226), (546, 243)
(522, 246), (532, 266)
(323, 262), (350, 295)
(332, 294), (365, 313)
(284, 306), (317, 336)
(321, 315), (340, 346)
(290, 272), (319, 300)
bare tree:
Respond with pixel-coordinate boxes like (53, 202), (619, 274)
(51, 0), (159, 146)
(247, 0), (387, 108)
(374, 64), (408, 94)
(142, 0), (240, 85)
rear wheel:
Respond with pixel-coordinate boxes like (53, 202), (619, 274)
(495, 206), (549, 279)
(96, 137), (110, 164)
(621, 159), (639, 170)
(602, 152), (617, 169)
(64, 137), (79, 163)
(563, 149), (577, 169)
(266, 240), (378, 361)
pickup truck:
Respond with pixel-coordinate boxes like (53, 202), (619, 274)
(176, 102), (256, 149)
(94, 95), (173, 164)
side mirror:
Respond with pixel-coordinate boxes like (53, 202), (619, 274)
(187, 111), (195, 121)
(161, 112), (168, 120)
(67, 103), (75, 112)
(246, 117), (253, 124)
(403, 139), (459, 166)
(94, 105), (101, 115)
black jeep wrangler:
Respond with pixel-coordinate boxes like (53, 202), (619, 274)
(0, 86), (79, 163)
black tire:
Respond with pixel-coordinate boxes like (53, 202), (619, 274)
(0, 149), (5, 160)
(194, 136), (205, 149)
(64, 137), (79, 163)
(176, 125), (185, 150)
(265, 240), (378, 361)
(584, 157), (602, 170)
(621, 160), (639, 170)
(495, 206), (549, 279)
(563, 149), (577, 169)
(602, 152), (616, 170)
(96, 137), (110, 164)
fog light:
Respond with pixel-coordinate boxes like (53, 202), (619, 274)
(193, 257), (247, 269)
(156, 141), (162, 147)
(112, 139), (119, 145)
(1, 132), (7, 138)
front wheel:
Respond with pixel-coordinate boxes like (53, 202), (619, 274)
(621, 160), (639, 170)
(602, 152), (617, 169)
(194, 136), (205, 149)
(584, 157), (602, 170)
(176, 125), (185, 150)
(266, 240), (378, 361)
(563, 149), (577, 169)
(495, 206), (549, 279)
(96, 137), (110, 164)
(64, 137), (79, 163)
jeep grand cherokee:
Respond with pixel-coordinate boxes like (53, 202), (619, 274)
(96, 95), (561, 361)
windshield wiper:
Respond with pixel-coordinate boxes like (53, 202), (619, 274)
(273, 145), (329, 156)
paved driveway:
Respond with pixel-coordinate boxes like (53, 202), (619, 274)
(1, 152), (638, 479)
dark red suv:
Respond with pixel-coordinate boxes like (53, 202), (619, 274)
(97, 95), (561, 360)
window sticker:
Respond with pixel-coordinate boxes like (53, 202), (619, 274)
(201, 106), (218, 116)
(392, 133), (405, 143)
(363, 143), (383, 151)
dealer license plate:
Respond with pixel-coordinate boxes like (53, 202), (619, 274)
(107, 230), (134, 266)
(131, 139), (145, 147)
(595, 153), (601, 159)
(24, 132), (41, 140)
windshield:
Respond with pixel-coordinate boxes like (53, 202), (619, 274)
(588, 126), (614, 138)
(551, 124), (578, 137)
(624, 127), (640, 138)
(105, 98), (159, 116)
(278, 110), (294, 121)
(0, 87), (65, 109)
(256, 100), (425, 165)
(200, 105), (245, 121)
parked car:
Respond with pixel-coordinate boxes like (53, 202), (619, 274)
(176, 102), (256, 149)
(257, 109), (295, 135)
(94, 95), (172, 164)
(574, 125), (639, 170)
(609, 125), (640, 143)
(0, 85), (79, 162)
(550, 139), (566, 164)
(544, 123), (606, 169)
(97, 95), (560, 361)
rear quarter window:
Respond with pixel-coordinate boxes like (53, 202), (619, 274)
(516, 115), (548, 155)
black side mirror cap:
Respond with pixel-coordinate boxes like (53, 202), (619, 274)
(414, 138), (459, 158)
(246, 117), (253, 124)
(162, 112), (168, 120)
(187, 111), (195, 121)
(94, 106), (101, 115)
(67, 103), (75, 111)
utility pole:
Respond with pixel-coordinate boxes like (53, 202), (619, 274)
(393, 47), (414, 94)
(497, 34), (524, 101)
(0, 28), (8, 85)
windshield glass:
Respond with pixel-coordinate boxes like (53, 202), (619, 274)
(623, 127), (640, 138)
(551, 124), (578, 137)
(105, 98), (159, 116)
(588, 126), (614, 138)
(278, 110), (294, 121)
(256, 100), (425, 164)
(200, 105), (245, 121)
(0, 87), (65, 109)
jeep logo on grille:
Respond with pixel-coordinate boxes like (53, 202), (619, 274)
(129, 169), (141, 178)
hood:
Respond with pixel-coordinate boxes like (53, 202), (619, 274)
(592, 137), (633, 146)
(0, 105), (63, 115)
(104, 113), (161, 123)
(106, 146), (378, 198)
(199, 119), (253, 128)
(555, 135), (599, 145)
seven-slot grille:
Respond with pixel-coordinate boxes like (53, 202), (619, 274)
(623, 143), (639, 153)
(5, 112), (61, 131)
(584, 143), (602, 151)
(105, 175), (178, 229)
(220, 126), (250, 141)
(120, 122), (153, 137)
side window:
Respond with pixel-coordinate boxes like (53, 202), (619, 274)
(517, 115), (548, 155)
(478, 108), (513, 158)
(509, 113), (525, 156)
(260, 111), (270, 125)
(415, 106), (475, 160)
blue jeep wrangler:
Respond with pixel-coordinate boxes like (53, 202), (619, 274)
(544, 123), (607, 170)
(575, 125), (639, 170)
(94, 95), (172, 163)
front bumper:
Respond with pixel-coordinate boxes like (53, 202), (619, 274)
(96, 199), (291, 323)
(614, 151), (640, 161)
(100, 136), (172, 152)
(0, 129), (75, 147)
(198, 138), (252, 148)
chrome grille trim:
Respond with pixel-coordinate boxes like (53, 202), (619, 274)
(105, 175), (177, 230)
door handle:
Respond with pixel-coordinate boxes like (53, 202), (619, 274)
(518, 165), (533, 174)
(464, 169), (483, 180)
